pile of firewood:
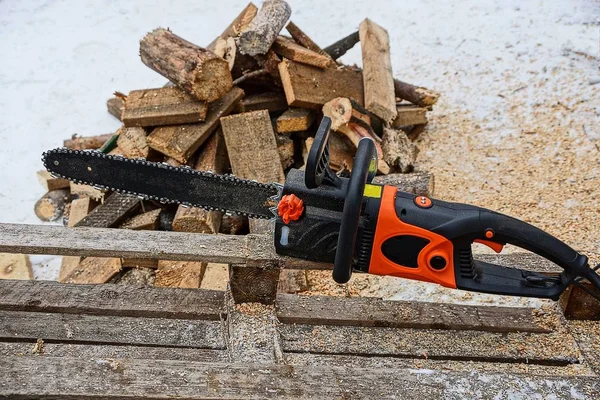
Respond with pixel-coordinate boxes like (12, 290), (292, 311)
(33, 0), (438, 292)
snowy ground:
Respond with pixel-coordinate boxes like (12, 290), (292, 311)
(0, 0), (598, 304)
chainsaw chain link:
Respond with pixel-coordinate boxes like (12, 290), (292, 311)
(42, 148), (281, 219)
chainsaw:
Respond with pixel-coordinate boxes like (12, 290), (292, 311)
(43, 117), (600, 301)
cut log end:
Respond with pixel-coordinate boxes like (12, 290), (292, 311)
(191, 57), (234, 101)
(34, 189), (70, 222)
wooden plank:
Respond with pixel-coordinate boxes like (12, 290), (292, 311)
(1, 358), (598, 399)
(271, 36), (331, 68)
(0, 310), (224, 349)
(0, 342), (228, 362)
(235, 91), (288, 113)
(36, 170), (69, 191)
(280, 324), (581, 365)
(0, 254), (32, 280)
(60, 197), (94, 281)
(69, 182), (104, 201)
(106, 94), (124, 120)
(0, 223), (563, 274)
(115, 126), (151, 159)
(63, 133), (113, 150)
(147, 87), (244, 163)
(221, 110), (285, 185)
(236, 0), (291, 56)
(279, 59), (364, 108)
(276, 107), (315, 133)
(359, 19), (397, 124)
(200, 263), (229, 291)
(0, 279), (224, 320)
(276, 294), (555, 333)
(373, 172), (435, 196)
(121, 258), (159, 269)
(59, 256), (81, 282)
(207, 2), (258, 51)
(155, 261), (206, 288)
(140, 28), (232, 102)
(221, 110), (285, 304)
(119, 208), (161, 230)
(62, 256), (122, 284)
(392, 104), (428, 128)
(122, 87), (208, 127)
(74, 193), (140, 228)
(285, 21), (332, 60)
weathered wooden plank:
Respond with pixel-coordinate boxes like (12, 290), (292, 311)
(106, 94), (125, 120)
(0, 341), (228, 362)
(392, 104), (428, 128)
(280, 323), (580, 365)
(235, 91), (288, 113)
(122, 87), (208, 127)
(200, 263), (229, 291)
(36, 170), (69, 191)
(276, 294), (556, 333)
(276, 107), (314, 133)
(62, 257), (122, 284)
(279, 59), (364, 108)
(115, 126), (152, 159)
(119, 208), (161, 230)
(0, 310), (224, 349)
(75, 193), (140, 228)
(359, 19), (397, 123)
(272, 36), (331, 68)
(207, 2), (258, 51)
(147, 87), (244, 163)
(285, 21), (332, 60)
(0, 223), (565, 274)
(0, 279), (224, 320)
(0, 254), (32, 280)
(1, 358), (598, 399)
(221, 110), (286, 185)
(155, 260), (206, 288)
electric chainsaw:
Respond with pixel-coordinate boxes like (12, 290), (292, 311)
(43, 117), (600, 301)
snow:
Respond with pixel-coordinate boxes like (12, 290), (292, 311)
(0, 0), (598, 296)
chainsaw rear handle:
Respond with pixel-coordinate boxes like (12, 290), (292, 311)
(368, 188), (589, 300)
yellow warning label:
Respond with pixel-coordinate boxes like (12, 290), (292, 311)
(363, 184), (382, 198)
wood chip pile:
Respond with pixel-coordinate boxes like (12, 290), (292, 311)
(32, 0), (439, 290)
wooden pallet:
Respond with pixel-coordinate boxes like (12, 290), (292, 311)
(0, 223), (599, 398)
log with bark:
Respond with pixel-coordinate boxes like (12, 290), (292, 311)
(236, 0), (291, 56)
(140, 28), (233, 102)
(34, 189), (71, 222)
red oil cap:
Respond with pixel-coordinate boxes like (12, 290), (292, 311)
(277, 194), (304, 224)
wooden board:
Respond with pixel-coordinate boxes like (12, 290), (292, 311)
(0, 310), (224, 349)
(278, 59), (364, 109)
(147, 87), (244, 163)
(359, 19), (397, 123)
(280, 324), (580, 365)
(62, 257), (122, 284)
(36, 170), (69, 191)
(0, 341), (228, 363)
(69, 182), (104, 201)
(235, 91), (288, 113)
(0, 279), (224, 320)
(271, 36), (331, 68)
(200, 263), (230, 291)
(155, 260), (206, 288)
(122, 86), (208, 127)
(115, 126), (151, 159)
(392, 104), (428, 128)
(0, 253), (32, 280)
(106, 95), (124, 120)
(75, 193), (140, 228)
(2, 358), (598, 399)
(276, 294), (556, 333)
(220, 110), (285, 185)
(276, 107), (315, 133)
(206, 2), (258, 51)
(285, 21), (332, 60)
(119, 208), (161, 230)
